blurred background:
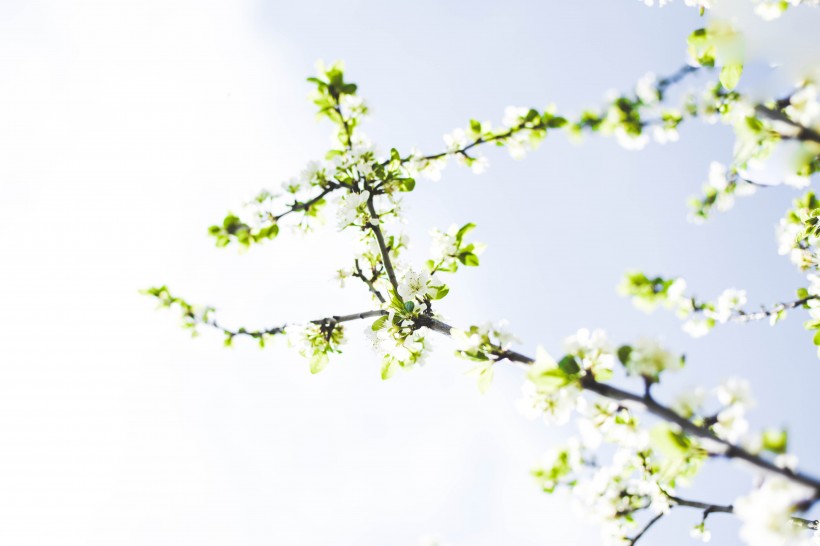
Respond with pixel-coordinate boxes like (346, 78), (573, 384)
(1, 1), (819, 544)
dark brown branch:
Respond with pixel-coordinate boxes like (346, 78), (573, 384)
(413, 315), (820, 492)
(208, 309), (386, 339)
(755, 104), (820, 144)
(353, 259), (386, 304)
(627, 512), (665, 546)
(669, 494), (818, 530)
(731, 295), (817, 323)
(365, 197), (399, 293)
(274, 184), (341, 222)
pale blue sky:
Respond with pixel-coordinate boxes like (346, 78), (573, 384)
(1, 1), (819, 545)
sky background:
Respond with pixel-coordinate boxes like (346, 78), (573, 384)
(1, 1), (819, 545)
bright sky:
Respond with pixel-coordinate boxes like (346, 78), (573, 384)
(1, 1), (819, 545)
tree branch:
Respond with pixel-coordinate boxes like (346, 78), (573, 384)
(627, 512), (665, 546)
(413, 315), (820, 493)
(353, 259), (386, 304)
(755, 105), (820, 145)
(365, 198), (400, 293)
(730, 295), (817, 323)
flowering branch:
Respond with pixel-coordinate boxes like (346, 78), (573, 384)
(147, 46), (820, 545)
(415, 315), (820, 492)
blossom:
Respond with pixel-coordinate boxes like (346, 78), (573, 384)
(503, 106), (528, 128)
(407, 148), (447, 181)
(469, 155), (489, 174)
(708, 288), (747, 324)
(451, 328), (483, 353)
(333, 268), (349, 288)
(430, 225), (459, 262)
(636, 72), (659, 104)
(507, 131), (531, 159)
(336, 190), (371, 228)
(672, 387), (706, 418)
(652, 125), (679, 144)
(775, 218), (802, 257)
(683, 317), (712, 338)
(443, 128), (468, 153)
(716, 377), (755, 408)
(624, 338), (682, 379)
(563, 328), (615, 379)
(734, 477), (815, 546)
(299, 160), (325, 186)
(713, 403), (749, 443)
(614, 126), (649, 150)
(517, 380), (581, 425)
(398, 268), (437, 302)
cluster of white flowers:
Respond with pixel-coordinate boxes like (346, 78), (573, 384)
(366, 320), (430, 372)
(397, 268), (442, 304)
(289, 321), (347, 374)
(624, 338), (683, 380)
(443, 128), (468, 154)
(338, 93), (367, 121)
(429, 225), (459, 264)
(452, 320), (519, 354)
(713, 377), (755, 443)
(501, 106), (540, 159)
(563, 328), (616, 380)
(517, 379), (582, 425)
(406, 148), (448, 181)
(577, 398), (649, 451)
(707, 288), (748, 323)
(336, 190), (373, 229)
(636, 72), (660, 105)
(734, 477), (815, 546)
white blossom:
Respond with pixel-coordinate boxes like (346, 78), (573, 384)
(624, 338), (682, 378)
(734, 477), (814, 546)
(503, 106), (528, 128)
(517, 380), (582, 426)
(716, 377), (755, 408)
(683, 317), (712, 338)
(336, 190), (371, 229)
(636, 72), (659, 104)
(397, 268), (437, 302)
(443, 128), (468, 153)
(563, 328), (615, 378)
(708, 288), (747, 324)
(614, 126), (649, 150)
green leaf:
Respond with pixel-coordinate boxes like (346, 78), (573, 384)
(431, 286), (449, 300)
(812, 329), (820, 346)
(310, 353), (329, 374)
(404, 301), (415, 312)
(761, 428), (788, 454)
(381, 359), (398, 380)
(477, 365), (494, 393)
(371, 316), (388, 331)
(617, 345), (633, 365)
(456, 222), (476, 243)
(745, 116), (764, 132)
(719, 64), (743, 91)
(458, 252), (480, 267)
(650, 423), (691, 460)
(797, 287), (809, 300)
(527, 367), (571, 392)
(557, 355), (581, 375)
(398, 178), (416, 192)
